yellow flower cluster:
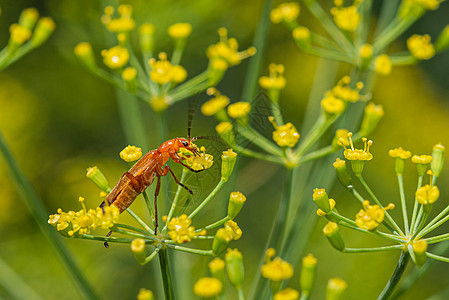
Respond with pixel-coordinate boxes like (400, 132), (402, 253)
(9, 24), (31, 44)
(201, 88), (230, 116)
(330, 0), (361, 32)
(149, 52), (187, 85)
(193, 277), (222, 298)
(374, 54), (392, 75)
(207, 27), (256, 69)
(321, 95), (345, 115)
(166, 214), (204, 243)
(407, 34), (435, 60)
(178, 146), (214, 171)
(261, 249), (294, 282)
(269, 116), (300, 147)
(48, 197), (120, 236)
(342, 134), (373, 161)
(259, 64), (287, 90)
(102, 5), (136, 33)
(228, 102), (251, 119)
(416, 184), (440, 205)
(355, 200), (394, 230)
(270, 2), (300, 24)
(274, 288), (300, 300)
(120, 145), (143, 162)
(412, 154), (433, 164)
(331, 76), (363, 103)
(101, 46), (130, 69)
(388, 147), (412, 159)
(168, 23), (192, 39)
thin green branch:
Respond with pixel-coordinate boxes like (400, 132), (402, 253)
(377, 251), (410, 300)
(189, 180), (225, 219)
(165, 244), (214, 256)
(344, 245), (403, 253)
(397, 174), (409, 234)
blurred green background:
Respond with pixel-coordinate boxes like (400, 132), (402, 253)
(1, 0), (449, 299)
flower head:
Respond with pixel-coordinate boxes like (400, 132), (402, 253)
(201, 88), (230, 116)
(178, 146), (214, 171)
(412, 155), (433, 164)
(389, 147), (412, 159)
(227, 102), (251, 119)
(102, 5), (135, 33)
(416, 184), (439, 205)
(268, 116), (300, 147)
(259, 64), (287, 90)
(168, 23), (192, 39)
(207, 28), (256, 68)
(193, 277), (222, 298)
(166, 214), (200, 243)
(330, 2), (361, 32)
(321, 95), (345, 115)
(331, 76), (363, 103)
(101, 46), (129, 69)
(149, 52), (187, 84)
(355, 200), (394, 230)
(375, 54), (392, 75)
(270, 2), (300, 24)
(120, 145), (142, 162)
(9, 24), (31, 45)
(261, 256), (294, 281)
(274, 288), (300, 300)
(341, 133), (373, 161)
(224, 220), (242, 240)
(407, 34), (435, 60)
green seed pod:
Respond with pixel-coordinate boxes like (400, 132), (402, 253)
(227, 191), (246, 219)
(19, 8), (39, 30)
(31, 17), (56, 47)
(323, 222), (345, 252)
(360, 103), (384, 137)
(225, 249), (244, 289)
(313, 188), (331, 213)
(86, 166), (111, 192)
(300, 254), (317, 297)
(333, 158), (352, 188)
(431, 144), (445, 178)
(326, 278), (347, 300)
(212, 228), (233, 256)
(131, 238), (146, 265)
(221, 150), (238, 182)
(412, 240), (428, 268)
(74, 42), (96, 70)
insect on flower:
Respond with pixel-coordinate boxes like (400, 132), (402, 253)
(101, 111), (216, 241)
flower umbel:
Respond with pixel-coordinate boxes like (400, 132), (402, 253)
(269, 116), (300, 147)
(166, 214), (201, 243)
(355, 200), (395, 230)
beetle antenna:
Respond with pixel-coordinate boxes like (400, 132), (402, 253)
(187, 98), (197, 141)
(192, 136), (228, 147)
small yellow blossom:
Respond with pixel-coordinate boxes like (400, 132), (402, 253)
(375, 54), (392, 75)
(407, 34), (435, 60)
(416, 184), (439, 205)
(413, 239), (428, 254)
(149, 52), (187, 84)
(9, 24), (31, 44)
(269, 116), (300, 147)
(227, 102), (251, 118)
(150, 95), (170, 112)
(321, 95), (345, 115)
(355, 200), (394, 230)
(167, 214), (199, 243)
(168, 23), (192, 39)
(342, 133), (373, 161)
(137, 288), (153, 300)
(410, 0), (440, 10)
(259, 64), (286, 90)
(207, 28), (256, 67)
(102, 5), (135, 33)
(122, 67), (137, 81)
(48, 197), (119, 236)
(412, 155), (433, 164)
(265, 248), (276, 261)
(224, 220), (242, 240)
(201, 88), (230, 116)
(274, 288), (300, 300)
(270, 2), (300, 24)
(317, 198), (336, 217)
(389, 147), (412, 159)
(330, 5), (360, 32)
(331, 76), (363, 103)
(193, 277), (222, 298)
(178, 146), (214, 171)
(261, 257), (294, 281)
(208, 258), (225, 272)
(359, 44), (373, 59)
(120, 145), (142, 162)
(101, 46), (129, 69)
(334, 129), (350, 148)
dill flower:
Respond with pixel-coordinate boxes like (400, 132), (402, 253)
(207, 27), (256, 68)
(139, 23), (155, 52)
(317, 198), (336, 217)
(261, 257), (294, 281)
(270, 2), (300, 24)
(102, 46), (130, 69)
(179, 146), (214, 171)
(149, 52), (187, 84)
(227, 102), (251, 119)
(292, 26), (311, 49)
(19, 8), (39, 30)
(330, 4), (360, 32)
(166, 214), (198, 243)
(333, 158), (352, 188)
(193, 277), (222, 298)
(431, 144), (445, 177)
(331, 76), (363, 103)
(212, 227), (234, 255)
(224, 220), (243, 240)
(360, 103), (384, 137)
(225, 248), (244, 289)
(74, 42), (96, 69)
(321, 95), (345, 115)
(216, 122), (235, 145)
(415, 184), (439, 205)
(102, 5), (135, 33)
(120, 145), (142, 162)
(300, 254), (317, 296)
(201, 88), (230, 117)
(9, 24), (31, 53)
(355, 200), (394, 230)
(407, 34), (435, 60)
(131, 238), (147, 265)
(31, 17), (56, 47)
(137, 288), (154, 300)
(341, 133), (373, 176)
(359, 44), (373, 69)
(313, 188), (331, 213)
(374, 54), (392, 75)
(86, 166), (111, 192)
(332, 129), (350, 149)
(259, 64), (287, 90)
(409, 0), (440, 10)
(413, 239), (428, 267)
(412, 154), (433, 175)
(268, 116), (300, 147)
(208, 257), (225, 273)
(274, 288), (300, 300)
(389, 147), (412, 159)
(326, 278), (347, 300)
(150, 95), (170, 112)
(323, 222), (345, 252)
(221, 150), (238, 182)
(168, 23), (192, 39)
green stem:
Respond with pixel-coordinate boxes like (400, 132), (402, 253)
(295, 114), (338, 157)
(295, 146), (334, 165)
(357, 175), (405, 236)
(142, 190), (156, 227)
(141, 247), (161, 265)
(423, 233), (449, 244)
(238, 288), (245, 300)
(80, 234), (139, 244)
(397, 174), (409, 235)
(373, 16), (417, 53)
(196, 216), (230, 232)
(233, 144), (284, 165)
(0, 132), (97, 300)
(344, 245), (403, 253)
(410, 176), (423, 231)
(162, 169), (188, 233)
(189, 180), (225, 219)
(235, 121), (283, 157)
(126, 208), (154, 234)
(159, 248), (174, 300)
(416, 209), (449, 240)
(115, 223), (153, 236)
(426, 252), (449, 263)
(377, 251), (410, 300)
(242, 0), (273, 102)
(165, 244), (214, 256)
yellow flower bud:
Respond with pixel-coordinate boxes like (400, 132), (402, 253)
(333, 158), (352, 188)
(415, 184), (439, 205)
(292, 26), (311, 49)
(120, 145), (142, 162)
(102, 46), (130, 69)
(300, 254), (317, 296)
(131, 238), (146, 265)
(313, 188), (330, 213)
(274, 288), (300, 300)
(359, 44), (373, 69)
(168, 23), (192, 39)
(193, 277), (222, 298)
(137, 288), (153, 300)
(86, 166), (111, 192)
(139, 23), (155, 52)
(374, 54), (392, 75)
(74, 42), (96, 69)
(323, 222), (345, 252)
(389, 147), (412, 174)
(31, 17), (56, 47)
(19, 8), (39, 30)
(326, 278), (347, 300)
(212, 228), (233, 255)
(208, 258), (226, 288)
(321, 95), (345, 116)
(225, 248), (244, 289)
(122, 67), (138, 94)
(407, 34), (435, 60)
(360, 102), (384, 137)
(222, 150), (238, 182)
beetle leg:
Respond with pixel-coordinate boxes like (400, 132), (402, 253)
(162, 166), (194, 194)
(104, 231), (112, 248)
(154, 175), (161, 235)
(178, 161), (207, 173)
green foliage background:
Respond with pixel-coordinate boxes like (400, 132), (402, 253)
(0, 0), (448, 299)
